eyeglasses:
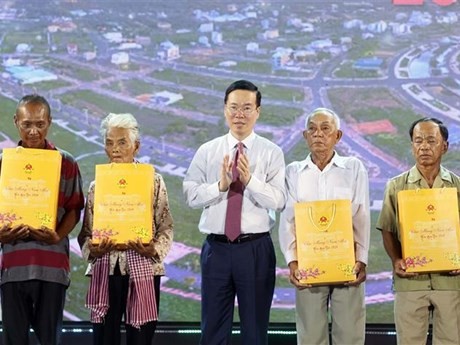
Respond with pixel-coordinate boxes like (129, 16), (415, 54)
(226, 105), (257, 116)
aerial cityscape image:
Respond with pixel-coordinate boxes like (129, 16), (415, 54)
(0, 0), (460, 324)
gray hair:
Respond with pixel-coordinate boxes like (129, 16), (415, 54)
(304, 107), (341, 130)
(100, 113), (140, 144)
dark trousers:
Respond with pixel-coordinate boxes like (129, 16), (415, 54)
(93, 270), (161, 345)
(200, 234), (276, 345)
(1, 280), (66, 345)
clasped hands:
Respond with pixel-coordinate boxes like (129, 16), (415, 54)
(88, 237), (157, 259)
(218, 152), (251, 192)
(0, 224), (60, 245)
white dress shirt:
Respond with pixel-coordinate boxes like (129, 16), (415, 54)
(279, 152), (370, 265)
(183, 131), (286, 234)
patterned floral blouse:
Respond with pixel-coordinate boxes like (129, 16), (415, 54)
(78, 172), (174, 276)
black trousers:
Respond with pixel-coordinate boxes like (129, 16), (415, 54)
(1, 280), (66, 345)
(93, 270), (161, 345)
(200, 234), (276, 345)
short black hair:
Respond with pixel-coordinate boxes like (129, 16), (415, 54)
(16, 94), (51, 118)
(224, 80), (261, 107)
(409, 117), (448, 142)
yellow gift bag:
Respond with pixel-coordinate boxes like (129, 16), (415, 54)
(294, 199), (356, 285)
(93, 163), (154, 244)
(0, 147), (62, 230)
(398, 188), (460, 273)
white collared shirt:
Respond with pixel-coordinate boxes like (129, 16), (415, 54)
(279, 152), (370, 265)
(183, 131), (286, 234)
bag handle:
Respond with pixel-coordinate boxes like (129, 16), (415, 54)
(308, 203), (336, 232)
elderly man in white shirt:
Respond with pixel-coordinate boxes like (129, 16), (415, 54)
(183, 80), (286, 345)
(279, 107), (370, 345)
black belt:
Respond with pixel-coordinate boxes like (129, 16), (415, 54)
(207, 232), (269, 244)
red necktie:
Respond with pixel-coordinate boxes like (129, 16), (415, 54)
(225, 142), (245, 241)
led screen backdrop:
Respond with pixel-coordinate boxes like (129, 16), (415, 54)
(0, 0), (459, 323)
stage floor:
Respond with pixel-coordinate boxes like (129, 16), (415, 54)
(0, 322), (432, 344)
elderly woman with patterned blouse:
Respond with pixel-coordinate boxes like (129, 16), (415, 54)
(78, 113), (174, 345)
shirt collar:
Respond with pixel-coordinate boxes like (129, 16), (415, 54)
(17, 139), (56, 150)
(227, 131), (256, 150)
(407, 165), (453, 184)
(300, 151), (345, 171)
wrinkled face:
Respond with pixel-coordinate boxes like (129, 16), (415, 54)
(411, 121), (447, 168)
(14, 103), (51, 149)
(304, 112), (342, 155)
(224, 89), (260, 140)
(105, 127), (139, 163)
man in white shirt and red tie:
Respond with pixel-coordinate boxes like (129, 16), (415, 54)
(183, 80), (286, 345)
(279, 107), (370, 345)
